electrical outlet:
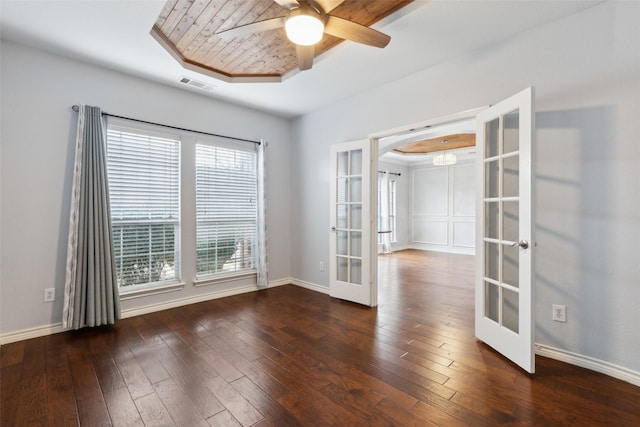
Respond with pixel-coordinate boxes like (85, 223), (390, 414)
(552, 304), (566, 322)
(44, 288), (55, 302)
(320, 262), (324, 272)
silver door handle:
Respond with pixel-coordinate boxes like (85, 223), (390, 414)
(509, 240), (529, 249)
(331, 226), (336, 232)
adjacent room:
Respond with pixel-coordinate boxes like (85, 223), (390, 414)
(2, 0), (639, 425)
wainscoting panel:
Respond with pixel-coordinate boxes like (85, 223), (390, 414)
(412, 219), (448, 245)
(412, 168), (448, 216)
(453, 220), (475, 248)
(410, 160), (475, 254)
(453, 163), (475, 216)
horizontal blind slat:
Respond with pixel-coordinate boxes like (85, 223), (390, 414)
(107, 128), (180, 288)
(195, 144), (257, 277)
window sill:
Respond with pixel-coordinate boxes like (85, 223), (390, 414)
(119, 281), (186, 301)
(193, 271), (257, 288)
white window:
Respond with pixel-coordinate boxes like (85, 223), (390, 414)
(377, 176), (397, 244)
(377, 178), (383, 244)
(195, 144), (257, 277)
(106, 126), (180, 289)
(389, 179), (397, 242)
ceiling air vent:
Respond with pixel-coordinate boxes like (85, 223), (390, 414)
(179, 76), (215, 92)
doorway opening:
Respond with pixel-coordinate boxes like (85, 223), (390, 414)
(365, 88), (535, 372)
(373, 114), (480, 305)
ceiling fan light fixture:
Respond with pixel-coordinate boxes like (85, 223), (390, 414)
(285, 11), (324, 46)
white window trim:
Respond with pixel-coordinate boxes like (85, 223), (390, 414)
(195, 142), (258, 278)
(119, 281), (186, 301)
(106, 117), (260, 293)
(377, 175), (397, 244)
(193, 271), (257, 288)
(107, 122), (181, 290)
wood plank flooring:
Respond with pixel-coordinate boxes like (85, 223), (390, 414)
(2, 249), (639, 426)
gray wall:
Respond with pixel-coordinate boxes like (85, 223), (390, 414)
(0, 41), (292, 335)
(291, 2), (640, 373)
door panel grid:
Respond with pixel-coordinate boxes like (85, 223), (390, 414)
(336, 149), (363, 285)
(330, 139), (373, 306)
(475, 87), (534, 373)
(482, 110), (521, 330)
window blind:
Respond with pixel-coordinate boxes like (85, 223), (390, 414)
(106, 126), (180, 287)
(196, 144), (257, 277)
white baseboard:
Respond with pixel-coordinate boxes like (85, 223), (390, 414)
(0, 277), (294, 345)
(287, 281), (640, 388)
(0, 323), (67, 345)
(290, 278), (329, 295)
(121, 284), (260, 319)
(377, 244), (411, 254)
(3, 282), (638, 389)
(268, 278), (292, 288)
(408, 244), (475, 255)
(536, 343), (640, 387)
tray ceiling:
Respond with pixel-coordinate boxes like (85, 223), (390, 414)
(151, 0), (413, 82)
(394, 133), (476, 155)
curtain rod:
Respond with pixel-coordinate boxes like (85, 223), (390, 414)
(71, 105), (261, 145)
(378, 171), (401, 176)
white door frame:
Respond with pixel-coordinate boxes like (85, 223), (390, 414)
(367, 107), (488, 305)
(367, 94), (535, 374)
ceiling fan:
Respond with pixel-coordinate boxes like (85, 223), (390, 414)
(216, 0), (391, 71)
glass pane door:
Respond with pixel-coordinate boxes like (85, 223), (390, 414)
(475, 87), (534, 374)
(336, 149), (363, 285)
(482, 111), (521, 333)
(330, 139), (372, 306)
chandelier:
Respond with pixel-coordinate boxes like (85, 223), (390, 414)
(433, 139), (457, 166)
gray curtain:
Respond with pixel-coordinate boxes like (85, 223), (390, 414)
(63, 105), (120, 329)
(256, 140), (268, 289)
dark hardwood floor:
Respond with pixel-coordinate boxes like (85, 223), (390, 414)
(2, 249), (639, 426)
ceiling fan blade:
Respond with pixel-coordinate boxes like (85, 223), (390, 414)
(324, 16), (391, 48)
(273, 0), (300, 10)
(296, 44), (314, 70)
(313, 0), (345, 13)
(216, 17), (285, 40)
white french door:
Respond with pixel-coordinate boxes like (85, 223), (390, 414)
(475, 87), (535, 373)
(329, 139), (374, 306)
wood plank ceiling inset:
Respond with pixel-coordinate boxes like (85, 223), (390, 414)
(394, 133), (476, 154)
(151, 0), (414, 82)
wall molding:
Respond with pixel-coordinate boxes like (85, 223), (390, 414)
(0, 277), (293, 345)
(3, 280), (638, 388)
(120, 283), (263, 320)
(410, 161), (476, 254)
(535, 343), (640, 387)
(268, 278), (293, 288)
(0, 323), (67, 345)
(120, 281), (186, 301)
(408, 243), (475, 255)
(378, 244), (411, 254)
(290, 278), (330, 295)
(193, 272), (257, 288)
